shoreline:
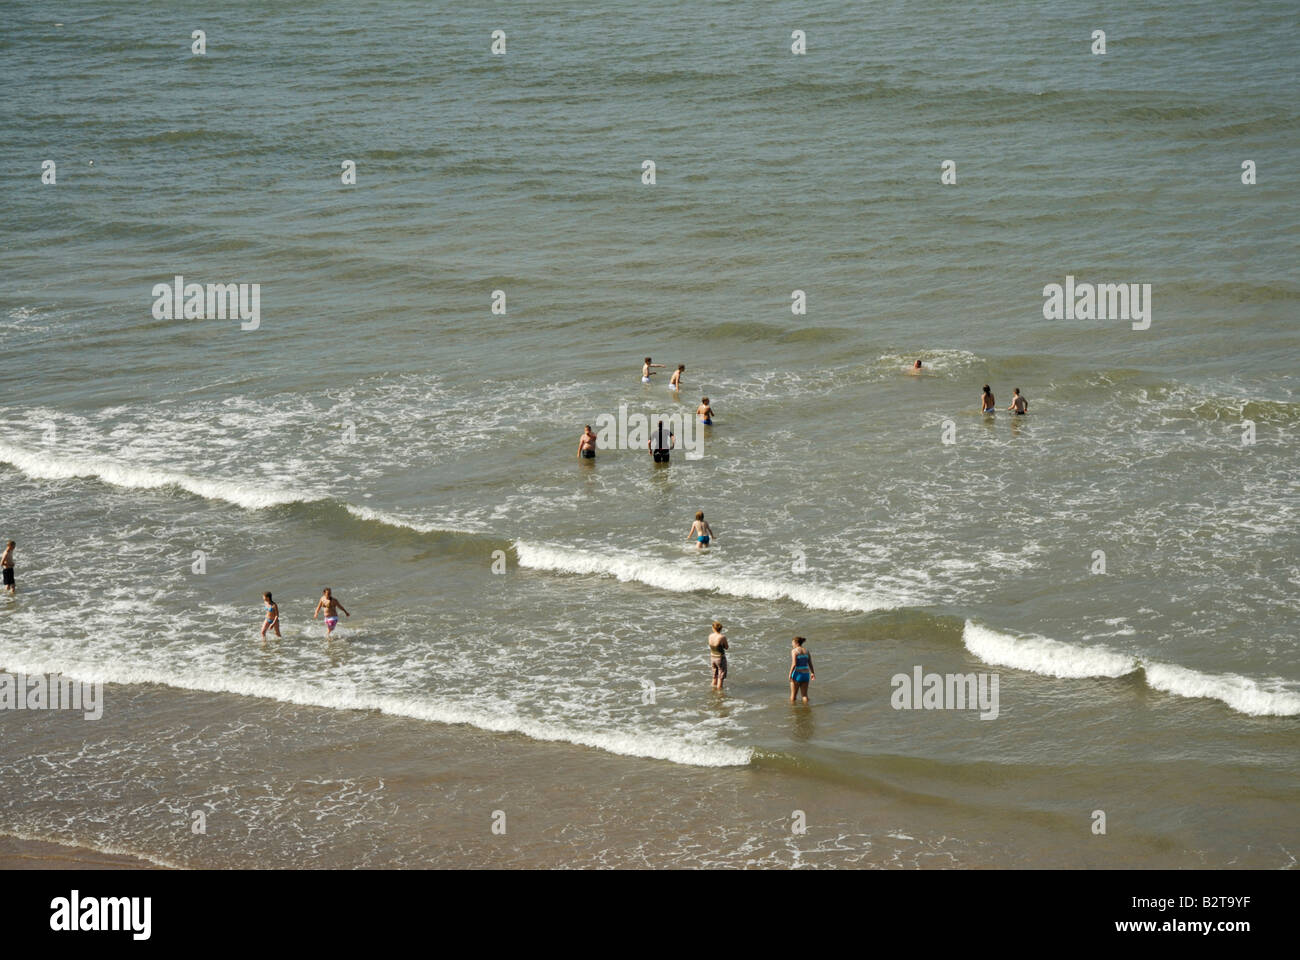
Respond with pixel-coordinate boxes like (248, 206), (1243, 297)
(0, 834), (171, 871)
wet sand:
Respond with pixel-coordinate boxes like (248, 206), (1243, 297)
(0, 835), (167, 870)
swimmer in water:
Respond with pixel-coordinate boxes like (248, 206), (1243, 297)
(260, 591), (281, 642)
(708, 621), (729, 689)
(578, 424), (597, 459)
(641, 357), (664, 384)
(981, 384), (996, 413)
(312, 587), (350, 636)
(669, 364), (685, 390)
(688, 510), (715, 549)
(912, 359), (924, 371)
(696, 397), (714, 424)
(1006, 388), (1028, 415)
(789, 636), (815, 704)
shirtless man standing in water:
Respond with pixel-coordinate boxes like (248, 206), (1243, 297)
(578, 424), (597, 459)
(313, 587), (350, 636)
(641, 357), (664, 383)
(1006, 388), (1028, 415)
(981, 384), (996, 413)
(1, 541), (14, 595)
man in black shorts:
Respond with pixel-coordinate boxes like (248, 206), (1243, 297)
(2, 540), (14, 595)
(648, 420), (674, 463)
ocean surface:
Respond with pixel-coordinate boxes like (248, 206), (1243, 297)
(1, 0), (1297, 868)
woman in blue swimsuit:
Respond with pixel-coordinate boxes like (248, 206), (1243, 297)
(789, 636), (815, 704)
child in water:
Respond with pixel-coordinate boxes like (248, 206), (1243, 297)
(688, 511), (715, 549)
(260, 591), (281, 642)
(696, 397), (714, 424)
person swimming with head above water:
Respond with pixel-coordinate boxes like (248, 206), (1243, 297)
(312, 587), (349, 636)
(641, 357), (663, 383)
(789, 636), (815, 704)
(913, 359), (923, 370)
(708, 621), (729, 690)
(981, 384), (995, 413)
(696, 397), (714, 424)
(669, 364), (685, 390)
(688, 510), (715, 549)
(1006, 388), (1028, 415)
(578, 424), (597, 459)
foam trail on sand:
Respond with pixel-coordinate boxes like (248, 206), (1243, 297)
(0, 829), (184, 870)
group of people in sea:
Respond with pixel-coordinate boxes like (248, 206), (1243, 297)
(910, 360), (1029, 414)
(980, 383), (1029, 415)
(258, 587), (349, 643)
(585, 358), (818, 701)
(7, 354), (1033, 710)
(710, 623), (817, 704)
(576, 356), (1035, 701)
(576, 357), (714, 463)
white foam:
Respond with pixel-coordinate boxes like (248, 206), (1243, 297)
(0, 440), (318, 510)
(1143, 661), (1300, 717)
(0, 828), (184, 870)
(963, 621), (1138, 678)
(962, 621), (1300, 716)
(514, 540), (901, 612)
(343, 504), (476, 534)
(0, 652), (753, 769)
(877, 349), (983, 373)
